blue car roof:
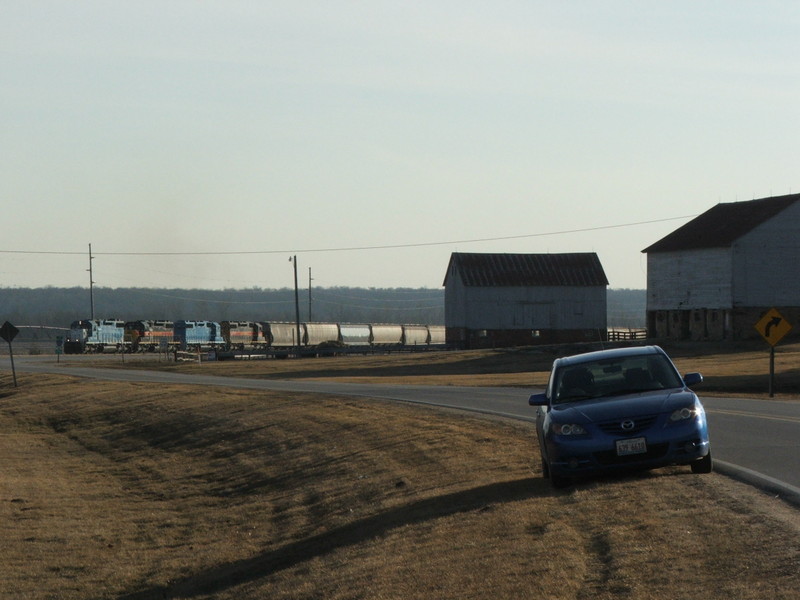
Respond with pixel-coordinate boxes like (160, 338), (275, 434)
(554, 345), (666, 368)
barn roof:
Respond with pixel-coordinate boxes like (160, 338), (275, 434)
(444, 252), (608, 287)
(642, 194), (800, 253)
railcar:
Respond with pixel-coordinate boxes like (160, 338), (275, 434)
(370, 324), (404, 346)
(261, 321), (302, 347)
(303, 322), (340, 346)
(402, 324), (429, 347)
(427, 325), (446, 346)
(64, 318), (126, 353)
(339, 323), (371, 346)
(221, 321), (263, 350)
(174, 320), (225, 350)
(124, 319), (175, 352)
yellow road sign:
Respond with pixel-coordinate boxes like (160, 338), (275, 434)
(755, 308), (792, 346)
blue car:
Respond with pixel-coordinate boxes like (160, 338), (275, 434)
(529, 345), (711, 488)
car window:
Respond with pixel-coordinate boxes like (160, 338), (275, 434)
(554, 353), (683, 403)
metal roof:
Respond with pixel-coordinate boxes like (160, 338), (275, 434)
(444, 252), (608, 287)
(643, 194), (800, 254)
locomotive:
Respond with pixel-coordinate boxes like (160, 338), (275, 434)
(64, 318), (126, 354)
(64, 318), (445, 354)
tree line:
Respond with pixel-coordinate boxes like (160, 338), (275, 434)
(0, 286), (445, 329)
(0, 286), (645, 331)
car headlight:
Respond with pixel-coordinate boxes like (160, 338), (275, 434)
(670, 403), (703, 422)
(670, 407), (693, 421)
(553, 423), (587, 435)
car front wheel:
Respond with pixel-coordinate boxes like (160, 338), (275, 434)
(550, 471), (572, 489)
(691, 451), (713, 474)
(540, 453), (550, 478)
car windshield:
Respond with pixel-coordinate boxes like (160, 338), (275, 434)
(553, 353), (684, 404)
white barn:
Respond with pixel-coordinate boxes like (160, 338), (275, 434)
(642, 194), (800, 341)
(443, 252), (608, 349)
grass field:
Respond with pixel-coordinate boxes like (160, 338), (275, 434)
(1, 343), (799, 598)
(108, 339), (800, 396)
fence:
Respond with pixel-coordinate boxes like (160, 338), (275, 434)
(607, 328), (648, 342)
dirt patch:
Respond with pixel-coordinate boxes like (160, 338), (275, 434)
(0, 373), (798, 599)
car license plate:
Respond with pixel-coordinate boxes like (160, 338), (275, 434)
(616, 437), (647, 456)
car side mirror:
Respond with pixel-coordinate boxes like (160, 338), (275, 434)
(683, 372), (703, 387)
(529, 392), (549, 406)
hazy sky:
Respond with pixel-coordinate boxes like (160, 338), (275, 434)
(3, 1), (799, 291)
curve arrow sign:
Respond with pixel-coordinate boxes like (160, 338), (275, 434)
(764, 316), (783, 338)
(755, 309), (792, 347)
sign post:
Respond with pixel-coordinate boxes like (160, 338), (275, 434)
(755, 308), (792, 397)
(0, 321), (20, 387)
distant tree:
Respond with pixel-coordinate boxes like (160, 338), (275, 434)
(0, 286), (642, 329)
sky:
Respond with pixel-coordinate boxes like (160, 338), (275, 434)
(2, 1), (800, 291)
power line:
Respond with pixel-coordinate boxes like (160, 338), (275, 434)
(110, 289), (444, 311)
(311, 298), (443, 311)
(317, 290), (443, 302)
(0, 215), (695, 257)
(124, 289), (297, 305)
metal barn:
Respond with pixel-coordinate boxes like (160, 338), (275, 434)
(443, 252), (608, 349)
(642, 194), (800, 341)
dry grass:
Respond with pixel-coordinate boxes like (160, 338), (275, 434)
(99, 340), (800, 396)
(1, 364), (799, 599)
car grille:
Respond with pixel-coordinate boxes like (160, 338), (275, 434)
(597, 415), (658, 436)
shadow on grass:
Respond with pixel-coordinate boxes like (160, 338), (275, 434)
(117, 476), (546, 600)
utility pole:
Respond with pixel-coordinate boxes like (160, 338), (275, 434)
(291, 256), (301, 355)
(88, 243), (95, 319)
(308, 267), (313, 321)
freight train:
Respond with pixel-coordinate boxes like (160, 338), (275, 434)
(64, 318), (445, 354)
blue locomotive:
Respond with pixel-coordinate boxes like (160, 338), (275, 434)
(64, 318), (126, 353)
(174, 320), (225, 350)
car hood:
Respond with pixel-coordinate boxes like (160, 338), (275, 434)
(552, 389), (697, 422)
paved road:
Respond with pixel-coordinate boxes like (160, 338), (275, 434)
(4, 356), (800, 495)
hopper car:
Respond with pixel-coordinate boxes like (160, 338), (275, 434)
(339, 323), (371, 346)
(370, 324), (404, 346)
